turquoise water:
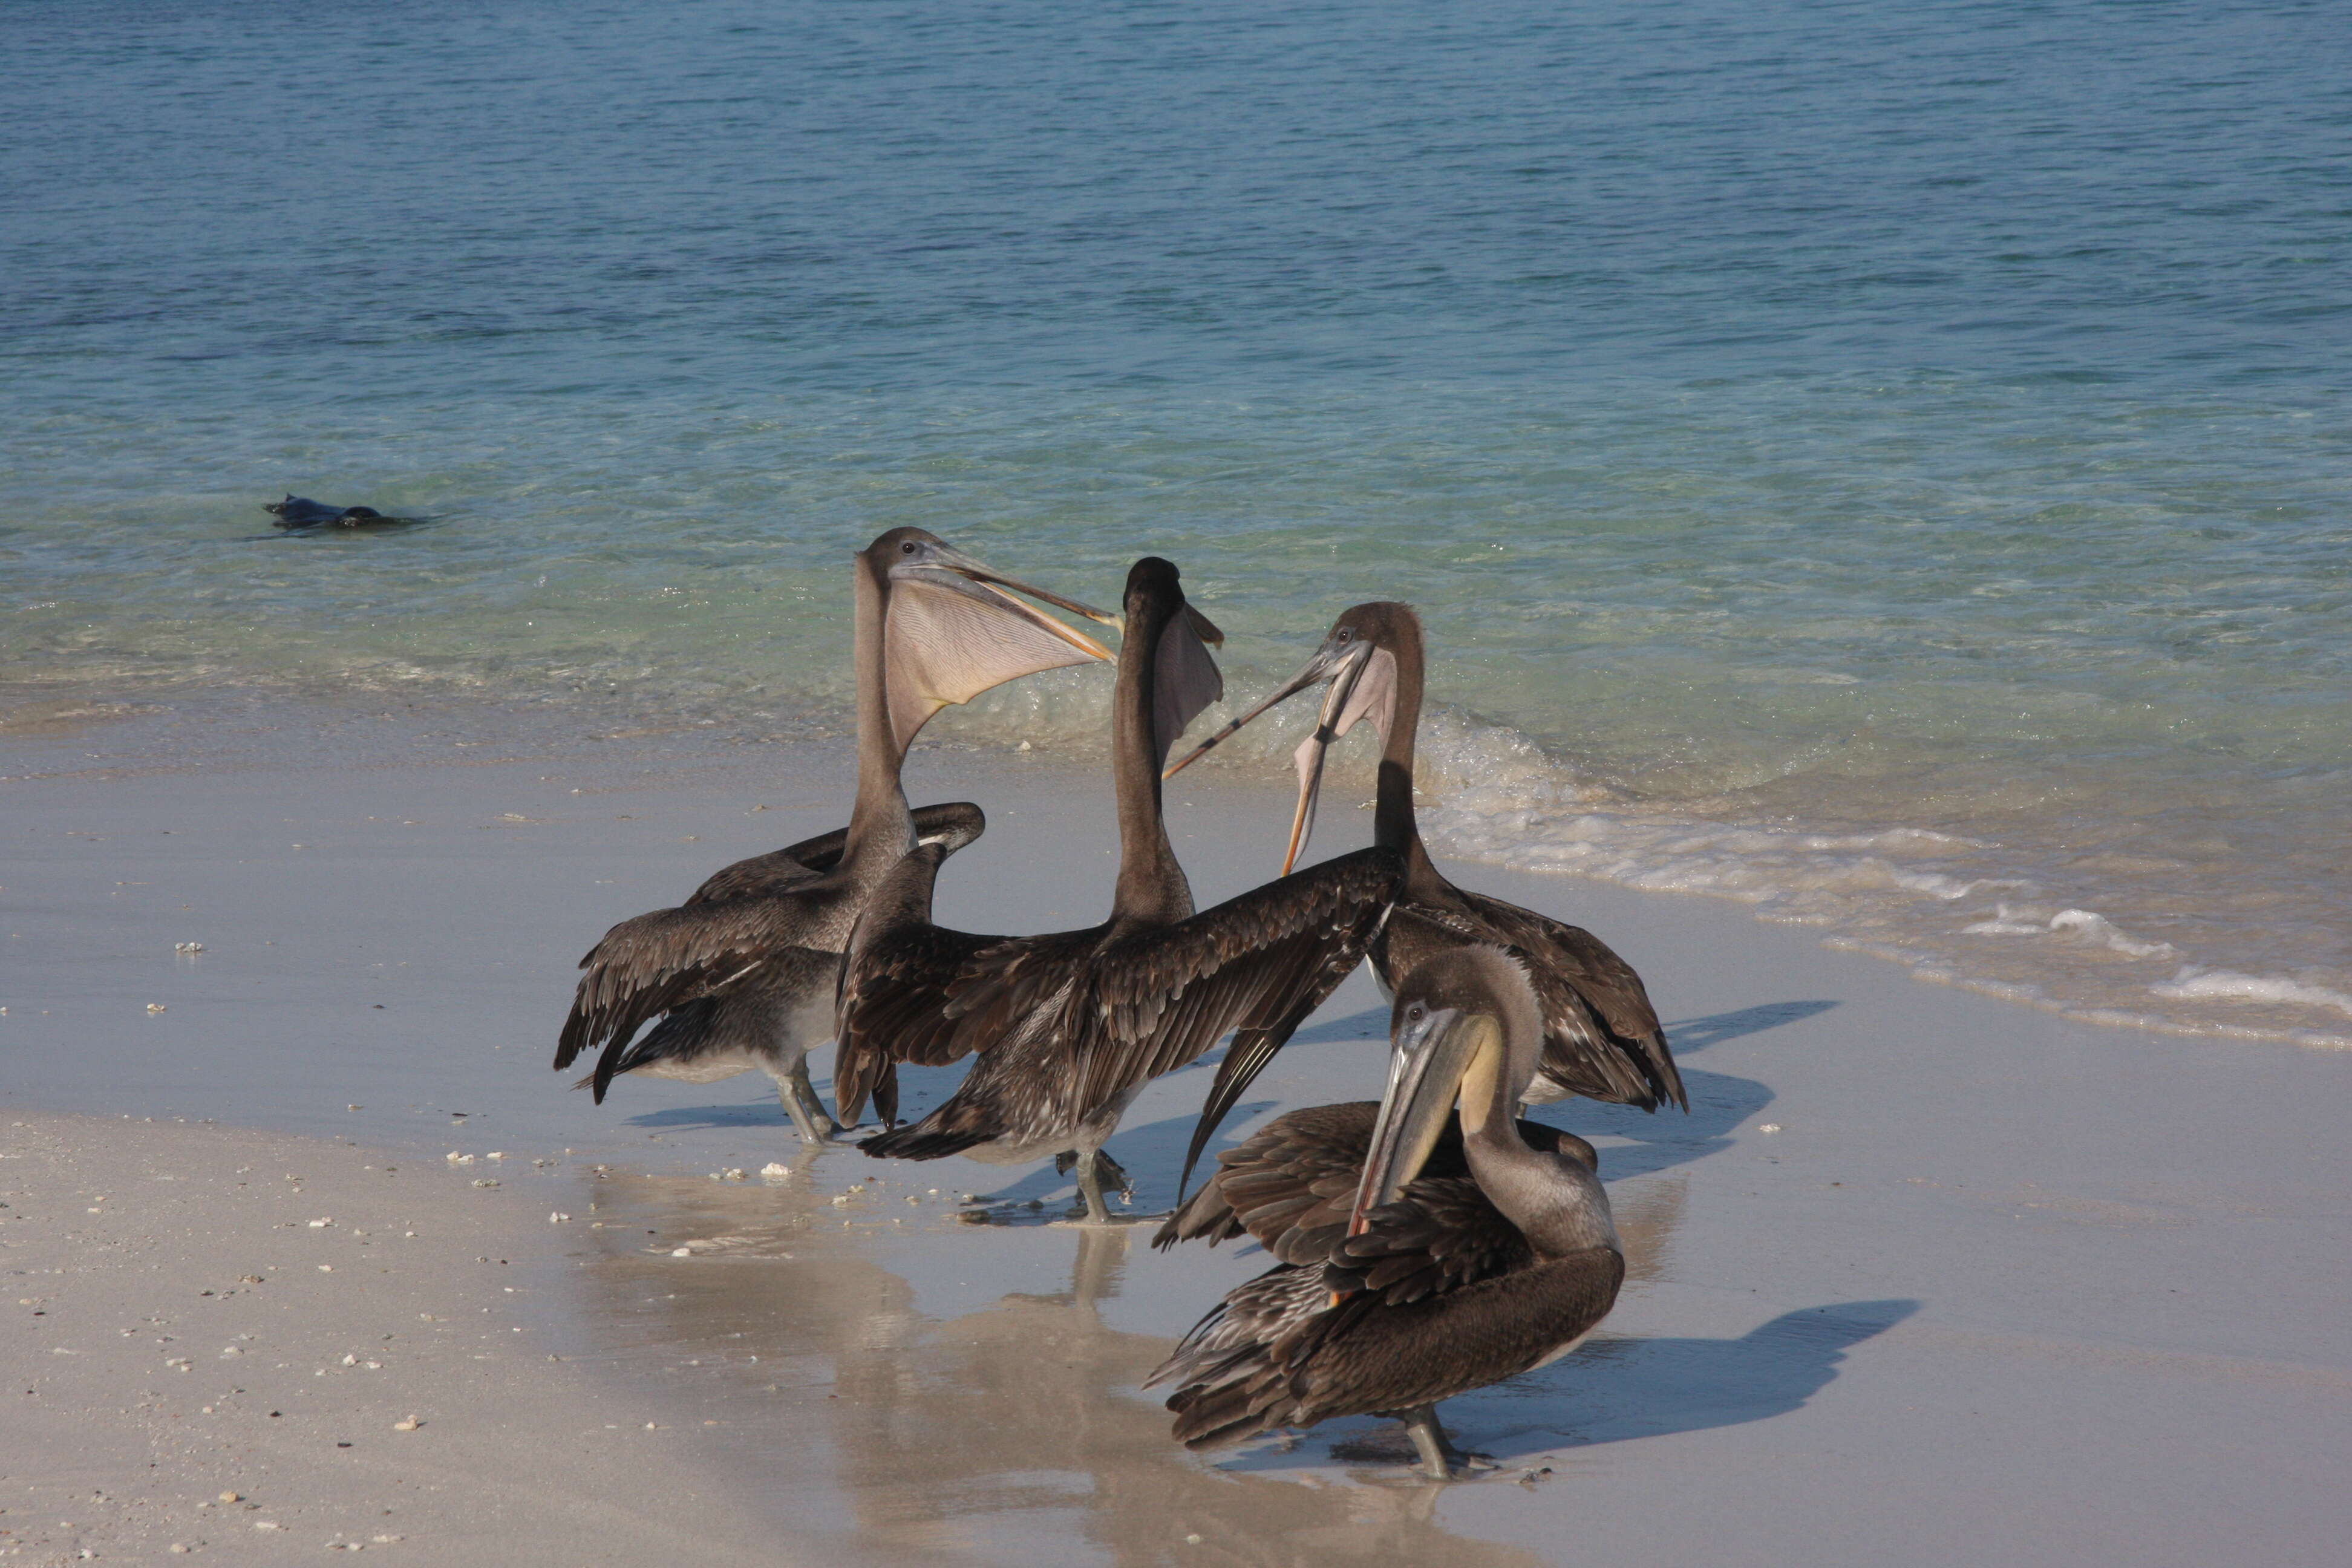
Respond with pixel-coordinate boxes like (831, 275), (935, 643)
(5, 1), (2348, 1042)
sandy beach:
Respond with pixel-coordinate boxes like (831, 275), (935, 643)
(3, 697), (2347, 1566)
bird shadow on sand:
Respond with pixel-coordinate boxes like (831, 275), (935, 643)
(1222, 1297), (1919, 1478)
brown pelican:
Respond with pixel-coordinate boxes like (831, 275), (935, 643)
(1148, 946), (1623, 1480)
(552, 528), (1116, 1143)
(843, 558), (1400, 1221)
(1162, 602), (1684, 1189)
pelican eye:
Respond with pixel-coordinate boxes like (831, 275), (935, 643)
(1335, 627), (1353, 643)
(1405, 1002), (1425, 1022)
(900, 540), (918, 555)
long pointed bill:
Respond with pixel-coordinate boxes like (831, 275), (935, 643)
(1278, 647), (1374, 874)
(1346, 1006), (1490, 1237)
(935, 546), (1123, 635)
(1161, 634), (1372, 782)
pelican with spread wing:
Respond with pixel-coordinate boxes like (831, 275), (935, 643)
(842, 558), (1400, 1221)
(552, 528), (1116, 1143)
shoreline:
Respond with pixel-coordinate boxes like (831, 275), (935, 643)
(4, 688), (2348, 1564)
(4, 683), (2346, 1056)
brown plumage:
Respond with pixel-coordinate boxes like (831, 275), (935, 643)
(1149, 947), (1625, 1480)
(848, 558), (1401, 1220)
(551, 529), (1112, 1144)
(1165, 602), (1683, 1194)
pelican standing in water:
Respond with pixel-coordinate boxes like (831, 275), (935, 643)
(1162, 603), (1684, 1187)
(1149, 946), (1623, 1481)
(841, 558), (1400, 1220)
(552, 528), (1116, 1143)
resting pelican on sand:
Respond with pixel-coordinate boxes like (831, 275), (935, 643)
(552, 528), (1116, 1143)
(842, 558), (1400, 1221)
(1149, 946), (1623, 1480)
(1162, 602), (1684, 1189)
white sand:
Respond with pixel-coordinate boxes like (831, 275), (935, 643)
(4, 698), (2349, 1565)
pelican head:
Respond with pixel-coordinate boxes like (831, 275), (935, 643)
(1161, 601), (1417, 872)
(857, 528), (1120, 754)
(1347, 946), (1541, 1236)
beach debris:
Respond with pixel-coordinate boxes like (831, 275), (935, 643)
(309, 1217), (333, 1227)
(392, 1416), (421, 1431)
(319, 1264), (333, 1272)
(148, 1003), (167, 1013)
(471, 1178), (499, 1188)
(254, 1518), (281, 1530)
(342, 1353), (357, 1365)
(829, 1195), (851, 1207)
(759, 1162), (791, 1181)
(445, 1152), (472, 1165)
(1758, 1123), (1782, 1134)
(175, 941), (204, 953)
(671, 1246), (693, 1256)
(549, 1211), (570, 1223)
(486, 1151), (505, 1161)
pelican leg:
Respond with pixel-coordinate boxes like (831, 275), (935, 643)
(1074, 1148), (1119, 1224)
(1396, 1405), (1491, 1482)
(776, 1058), (844, 1145)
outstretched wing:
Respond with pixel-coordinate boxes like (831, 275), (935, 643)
(555, 897), (825, 1073)
(1446, 891), (1684, 1110)
(1073, 851), (1397, 1166)
(831, 921), (1014, 1125)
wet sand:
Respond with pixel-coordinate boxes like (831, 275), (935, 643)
(4, 698), (2350, 1565)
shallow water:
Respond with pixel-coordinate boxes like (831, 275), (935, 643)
(5, 0), (2348, 1042)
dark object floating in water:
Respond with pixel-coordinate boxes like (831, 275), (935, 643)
(264, 494), (403, 529)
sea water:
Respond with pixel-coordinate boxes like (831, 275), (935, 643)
(4, 0), (2347, 1045)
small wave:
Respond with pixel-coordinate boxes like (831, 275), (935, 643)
(2151, 968), (2352, 1019)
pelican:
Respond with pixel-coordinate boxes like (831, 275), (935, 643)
(1148, 946), (1623, 1481)
(843, 558), (1400, 1221)
(552, 528), (1116, 1143)
(1162, 603), (1684, 1189)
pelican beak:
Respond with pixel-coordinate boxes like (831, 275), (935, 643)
(1276, 644), (1376, 873)
(1347, 1004), (1488, 1237)
(1161, 635), (1367, 780)
(901, 546), (1119, 661)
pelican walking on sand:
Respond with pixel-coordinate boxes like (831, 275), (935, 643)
(840, 558), (1400, 1220)
(1148, 946), (1624, 1481)
(1162, 603), (1684, 1189)
(552, 528), (1116, 1143)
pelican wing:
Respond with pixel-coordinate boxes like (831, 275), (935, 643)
(1323, 1179), (1539, 1307)
(1074, 850), (1400, 1117)
(831, 921), (1016, 1125)
(555, 897), (825, 1074)
(1444, 892), (1685, 1110)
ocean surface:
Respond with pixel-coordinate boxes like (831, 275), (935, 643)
(5, 0), (2348, 1045)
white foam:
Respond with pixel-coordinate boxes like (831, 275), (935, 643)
(2151, 968), (2352, 1019)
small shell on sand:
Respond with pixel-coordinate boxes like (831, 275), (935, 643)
(1759, 1123), (1782, 1133)
(472, 1178), (499, 1188)
(393, 1416), (420, 1431)
(671, 1246), (692, 1257)
(760, 1163), (791, 1180)
(446, 1152), (473, 1165)
(147, 1003), (167, 1013)
(549, 1212), (570, 1223)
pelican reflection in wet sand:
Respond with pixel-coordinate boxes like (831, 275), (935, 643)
(843, 558), (1399, 1220)
(552, 528), (1116, 1143)
(1149, 946), (1622, 1481)
(1163, 602), (1684, 1189)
